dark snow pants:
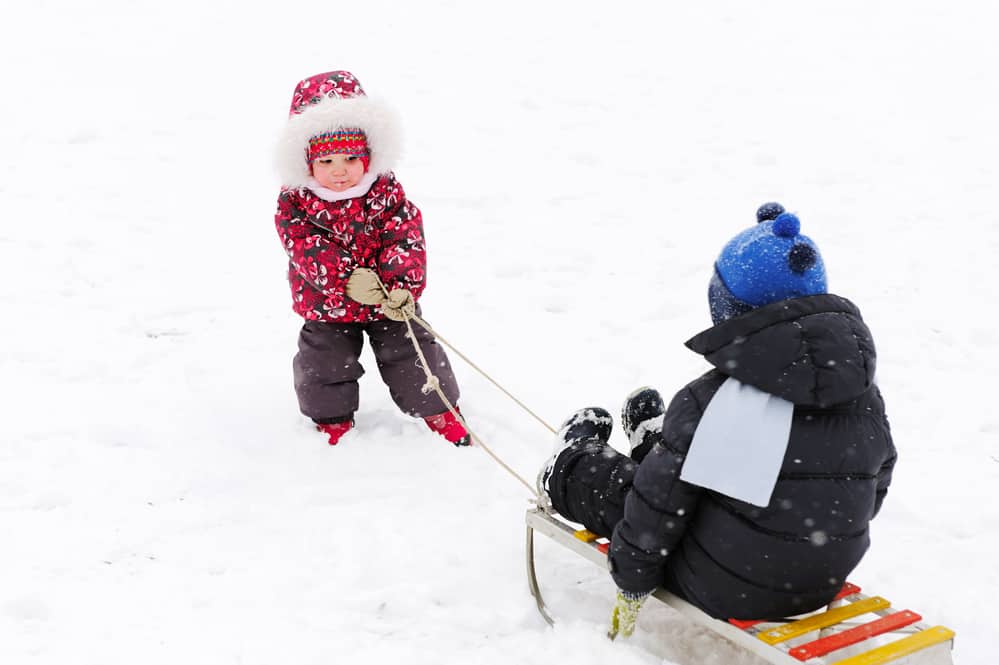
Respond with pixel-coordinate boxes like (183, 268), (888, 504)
(547, 439), (651, 538)
(292, 309), (460, 423)
(548, 437), (690, 600)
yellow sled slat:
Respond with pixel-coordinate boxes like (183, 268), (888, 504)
(758, 596), (891, 644)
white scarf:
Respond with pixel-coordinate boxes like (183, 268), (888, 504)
(305, 172), (378, 202)
(680, 377), (794, 508)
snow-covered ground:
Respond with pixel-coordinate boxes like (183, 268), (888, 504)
(2, 2), (996, 663)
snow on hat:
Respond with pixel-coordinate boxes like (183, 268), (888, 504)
(708, 203), (827, 324)
(275, 70), (401, 187)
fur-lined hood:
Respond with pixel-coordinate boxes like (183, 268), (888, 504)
(275, 71), (402, 188)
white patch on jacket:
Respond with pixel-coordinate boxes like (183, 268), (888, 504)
(681, 377), (795, 508)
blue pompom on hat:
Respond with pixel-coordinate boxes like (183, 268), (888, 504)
(708, 203), (827, 324)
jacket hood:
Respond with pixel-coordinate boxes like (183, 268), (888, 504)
(275, 70), (402, 188)
(685, 294), (877, 407)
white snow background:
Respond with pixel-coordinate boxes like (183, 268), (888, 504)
(2, 1), (997, 663)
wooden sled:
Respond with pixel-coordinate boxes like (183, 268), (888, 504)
(526, 507), (955, 665)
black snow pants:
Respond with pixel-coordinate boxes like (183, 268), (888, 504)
(547, 437), (691, 601)
(547, 437), (655, 538)
(292, 308), (460, 423)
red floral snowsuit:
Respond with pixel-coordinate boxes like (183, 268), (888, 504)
(275, 173), (426, 323)
(274, 69), (460, 423)
(274, 174), (459, 422)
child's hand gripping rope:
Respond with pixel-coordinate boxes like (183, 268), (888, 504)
(345, 267), (416, 321)
(382, 288), (415, 321)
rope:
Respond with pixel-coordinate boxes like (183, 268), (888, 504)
(363, 274), (548, 498)
(407, 314), (557, 435)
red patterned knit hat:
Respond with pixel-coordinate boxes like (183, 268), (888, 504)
(289, 70), (365, 116)
(276, 70), (402, 188)
(307, 129), (371, 171)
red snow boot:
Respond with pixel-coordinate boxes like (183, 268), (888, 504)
(424, 408), (471, 447)
(316, 419), (354, 446)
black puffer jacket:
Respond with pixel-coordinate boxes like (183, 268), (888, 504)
(609, 294), (896, 620)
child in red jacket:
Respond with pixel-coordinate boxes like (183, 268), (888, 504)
(274, 70), (469, 446)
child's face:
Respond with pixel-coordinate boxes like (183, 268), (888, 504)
(311, 154), (366, 191)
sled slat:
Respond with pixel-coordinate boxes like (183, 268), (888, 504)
(832, 626), (955, 665)
(834, 582), (862, 600)
(788, 610), (922, 661)
(758, 597), (891, 644)
(729, 618), (764, 630)
(728, 582), (864, 633)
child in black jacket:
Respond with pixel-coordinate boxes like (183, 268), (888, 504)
(538, 203), (896, 639)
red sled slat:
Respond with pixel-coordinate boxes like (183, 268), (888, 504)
(787, 610), (923, 661)
(834, 582), (862, 600)
(728, 618), (764, 630)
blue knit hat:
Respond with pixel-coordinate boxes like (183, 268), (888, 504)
(708, 202), (827, 324)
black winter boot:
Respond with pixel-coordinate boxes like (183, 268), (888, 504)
(621, 387), (665, 457)
(537, 407), (614, 510)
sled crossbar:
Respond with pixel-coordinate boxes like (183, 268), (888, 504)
(525, 508), (955, 665)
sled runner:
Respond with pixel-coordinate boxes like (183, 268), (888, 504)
(526, 508), (955, 665)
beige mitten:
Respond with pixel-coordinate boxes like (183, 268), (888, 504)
(382, 288), (415, 321)
(345, 268), (386, 305)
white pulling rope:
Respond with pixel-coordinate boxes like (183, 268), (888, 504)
(407, 313), (557, 435)
(357, 272), (551, 497)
